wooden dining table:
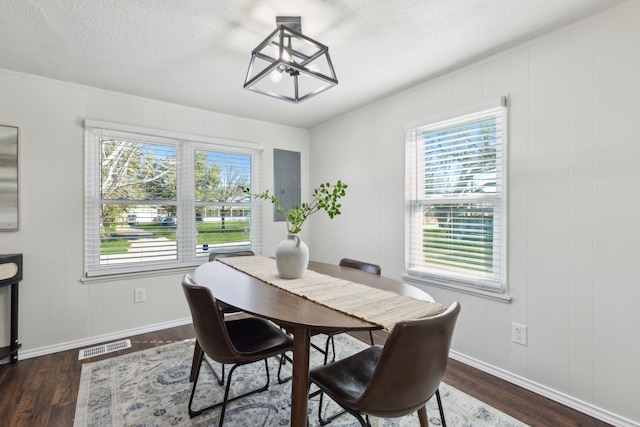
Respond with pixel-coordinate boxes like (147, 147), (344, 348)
(193, 259), (434, 427)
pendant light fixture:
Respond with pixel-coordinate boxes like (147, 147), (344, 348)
(243, 16), (338, 103)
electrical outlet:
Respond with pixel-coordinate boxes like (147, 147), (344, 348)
(512, 323), (527, 345)
(134, 288), (146, 303)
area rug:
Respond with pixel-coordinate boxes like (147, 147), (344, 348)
(74, 334), (528, 427)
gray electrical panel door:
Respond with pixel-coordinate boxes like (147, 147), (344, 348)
(273, 149), (301, 222)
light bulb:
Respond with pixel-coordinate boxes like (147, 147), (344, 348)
(270, 67), (284, 83)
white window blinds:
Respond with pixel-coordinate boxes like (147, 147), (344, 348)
(84, 121), (262, 277)
(405, 97), (507, 290)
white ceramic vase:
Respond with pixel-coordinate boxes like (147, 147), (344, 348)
(275, 234), (309, 279)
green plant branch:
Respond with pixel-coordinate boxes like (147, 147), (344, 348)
(246, 181), (348, 234)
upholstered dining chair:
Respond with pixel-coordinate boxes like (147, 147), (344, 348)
(208, 249), (256, 261)
(338, 257), (382, 275)
(182, 273), (293, 425)
(190, 250), (256, 383)
(310, 301), (461, 427)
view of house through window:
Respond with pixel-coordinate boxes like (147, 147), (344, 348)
(193, 149), (252, 258)
(84, 123), (261, 277)
(405, 98), (507, 291)
(99, 141), (179, 265)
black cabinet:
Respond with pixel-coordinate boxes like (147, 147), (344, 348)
(0, 253), (22, 363)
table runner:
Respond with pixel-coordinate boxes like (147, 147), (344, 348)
(217, 256), (446, 331)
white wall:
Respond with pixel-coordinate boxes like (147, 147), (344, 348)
(0, 69), (308, 355)
(309, 1), (640, 425)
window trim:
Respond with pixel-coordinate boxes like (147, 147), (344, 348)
(83, 119), (263, 278)
(404, 97), (509, 296)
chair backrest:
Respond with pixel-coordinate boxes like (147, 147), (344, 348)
(357, 301), (461, 418)
(209, 250), (255, 262)
(181, 273), (242, 364)
(339, 258), (381, 275)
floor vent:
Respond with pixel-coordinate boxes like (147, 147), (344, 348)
(78, 339), (132, 360)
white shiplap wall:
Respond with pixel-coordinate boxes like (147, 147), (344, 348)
(309, 1), (640, 425)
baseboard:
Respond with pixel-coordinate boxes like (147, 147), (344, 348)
(4, 318), (193, 363)
(449, 350), (639, 427)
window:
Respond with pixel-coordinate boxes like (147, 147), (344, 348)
(405, 98), (507, 291)
(84, 120), (262, 277)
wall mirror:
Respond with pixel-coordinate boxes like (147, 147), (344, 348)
(0, 125), (18, 230)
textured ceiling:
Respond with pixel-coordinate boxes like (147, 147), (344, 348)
(0, 0), (627, 128)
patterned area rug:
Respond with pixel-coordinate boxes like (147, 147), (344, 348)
(74, 334), (528, 426)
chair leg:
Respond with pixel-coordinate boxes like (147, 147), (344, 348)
(202, 354), (225, 386)
(280, 348), (293, 365)
(435, 388), (446, 427)
(188, 352), (206, 417)
(368, 330), (374, 345)
(320, 335), (336, 365)
(317, 390), (347, 426)
(190, 340), (202, 382)
(323, 400), (369, 427)
(188, 356), (272, 424)
(331, 335), (337, 361)
(277, 352), (292, 384)
(311, 340), (328, 357)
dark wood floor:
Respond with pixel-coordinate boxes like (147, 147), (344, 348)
(0, 324), (612, 427)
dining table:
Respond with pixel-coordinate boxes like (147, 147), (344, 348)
(193, 258), (437, 427)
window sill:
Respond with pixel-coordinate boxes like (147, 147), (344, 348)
(81, 263), (201, 284)
(402, 273), (512, 303)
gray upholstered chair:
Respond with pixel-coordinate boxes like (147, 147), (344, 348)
(310, 301), (460, 427)
(182, 273), (293, 425)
